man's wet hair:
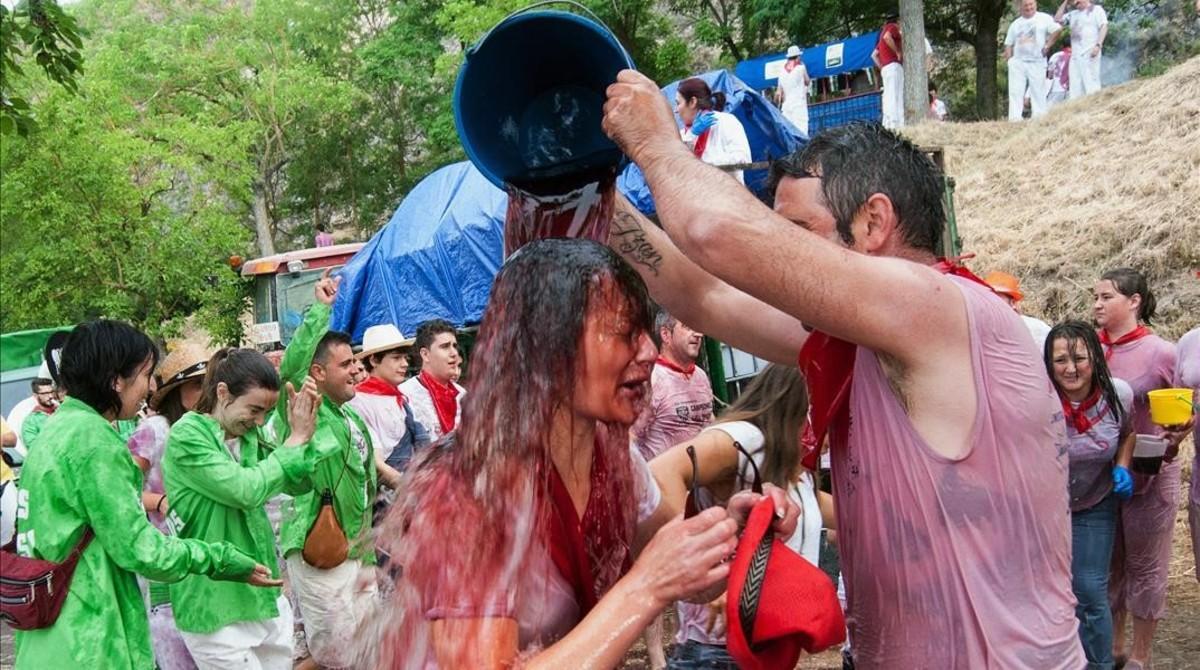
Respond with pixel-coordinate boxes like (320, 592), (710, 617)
(768, 122), (945, 255)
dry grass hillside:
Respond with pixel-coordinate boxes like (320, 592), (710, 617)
(906, 55), (1200, 340)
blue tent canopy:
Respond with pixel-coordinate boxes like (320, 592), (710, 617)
(330, 162), (507, 341)
(619, 69), (806, 217)
(332, 71), (803, 337)
(735, 31), (881, 92)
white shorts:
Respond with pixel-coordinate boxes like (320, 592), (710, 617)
(180, 595), (294, 670)
(286, 554), (378, 669)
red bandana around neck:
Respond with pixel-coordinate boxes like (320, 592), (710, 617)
(655, 355), (696, 378)
(544, 443), (629, 616)
(1058, 386), (1105, 434)
(691, 127), (712, 159)
(1099, 325), (1151, 360)
(417, 369), (459, 434)
(356, 375), (406, 408)
(798, 258), (995, 470)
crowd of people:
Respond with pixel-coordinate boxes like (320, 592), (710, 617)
(1, 62), (1196, 670)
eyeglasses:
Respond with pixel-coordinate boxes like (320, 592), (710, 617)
(684, 441), (762, 519)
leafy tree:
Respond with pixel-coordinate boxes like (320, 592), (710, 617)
(0, 0), (85, 136)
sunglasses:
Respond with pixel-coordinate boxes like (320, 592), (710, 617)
(683, 440), (763, 519)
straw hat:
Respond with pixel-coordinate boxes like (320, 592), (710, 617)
(983, 270), (1025, 302)
(150, 341), (215, 409)
(356, 324), (415, 360)
(786, 45), (801, 59)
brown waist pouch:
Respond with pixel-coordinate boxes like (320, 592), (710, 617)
(302, 490), (349, 570)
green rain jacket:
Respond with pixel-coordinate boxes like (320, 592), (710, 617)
(19, 409), (50, 450)
(274, 303), (378, 564)
(13, 398), (258, 670)
(163, 411), (320, 633)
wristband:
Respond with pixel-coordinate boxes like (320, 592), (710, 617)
(155, 495), (166, 514)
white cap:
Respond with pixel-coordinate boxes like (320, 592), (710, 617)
(786, 45), (801, 59)
(356, 324), (415, 359)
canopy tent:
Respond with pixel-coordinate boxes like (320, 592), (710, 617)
(331, 71), (803, 338)
(734, 31), (881, 92)
(0, 327), (71, 373)
(619, 69), (806, 217)
(330, 162), (507, 341)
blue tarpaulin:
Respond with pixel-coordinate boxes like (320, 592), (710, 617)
(735, 31), (881, 92)
(330, 162), (507, 341)
(332, 71), (802, 338)
(619, 70), (806, 217)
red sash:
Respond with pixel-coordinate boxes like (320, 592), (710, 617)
(692, 128), (711, 158)
(417, 370), (459, 434)
(356, 375), (406, 408)
(1058, 387), (1105, 434)
(1098, 325), (1150, 360)
(798, 259), (994, 470)
(545, 444), (628, 616)
(655, 355), (696, 378)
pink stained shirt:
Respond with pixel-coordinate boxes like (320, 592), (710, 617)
(1065, 379), (1133, 511)
(127, 415), (171, 535)
(631, 362), (713, 460)
(1173, 328), (1199, 508)
(832, 275), (1084, 669)
(1104, 333), (1179, 493)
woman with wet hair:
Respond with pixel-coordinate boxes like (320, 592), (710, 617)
(163, 348), (324, 669)
(375, 239), (797, 668)
(12, 321), (277, 669)
(675, 77), (752, 185)
(1043, 320), (1135, 669)
(1093, 268), (1188, 670)
(651, 363), (832, 668)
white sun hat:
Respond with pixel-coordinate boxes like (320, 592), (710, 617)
(357, 324), (415, 360)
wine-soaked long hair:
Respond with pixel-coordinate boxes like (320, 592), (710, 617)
(368, 238), (654, 667)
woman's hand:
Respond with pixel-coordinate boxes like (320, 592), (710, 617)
(284, 376), (321, 446)
(245, 563), (284, 587)
(627, 506), (738, 611)
(726, 483), (800, 540)
(1161, 417), (1194, 463)
(1112, 465), (1134, 500)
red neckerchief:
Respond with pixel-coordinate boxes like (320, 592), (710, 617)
(798, 258), (995, 470)
(691, 126), (712, 158)
(1099, 325), (1151, 360)
(355, 375), (406, 408)
(655, 355), (696, 379)
(545, 443), (628, 616)
(1058, 386), (1105, 434)
(417, 370), (459, 434)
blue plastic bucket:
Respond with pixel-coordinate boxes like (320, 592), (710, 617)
(453, 4), (634, 193)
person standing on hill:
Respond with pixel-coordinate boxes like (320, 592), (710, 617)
(1046, 46), (1072, 106)
(1056, 0), (1108, 98)
(1005, 0), (1062, 120)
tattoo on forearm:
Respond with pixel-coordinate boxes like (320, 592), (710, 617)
(611, 212), (663, 276)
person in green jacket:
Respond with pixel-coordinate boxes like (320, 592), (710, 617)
(13, 320), (279, 670)
(164, 348), (325, 669)
(274, 269), (381, 669)
(17, 378), (57, 450)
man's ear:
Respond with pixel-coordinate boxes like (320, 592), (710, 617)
(309, 361), (327, 383)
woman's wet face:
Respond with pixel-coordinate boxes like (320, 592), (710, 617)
(1050, 337), (1093, 399)
(573, 282), (655, 424)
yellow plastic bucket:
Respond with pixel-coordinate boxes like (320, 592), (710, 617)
(1147, 388), (1195, 426)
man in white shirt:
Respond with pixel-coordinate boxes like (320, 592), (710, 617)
(398, 319), (465, 442)
(1005, 0), (1063, 120)
(1056, 0), (1108, 98)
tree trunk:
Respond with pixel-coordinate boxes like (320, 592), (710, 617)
(901, 0), (929, 125)
(973, 2), (1004, 120)
(252, 180), (276, 257)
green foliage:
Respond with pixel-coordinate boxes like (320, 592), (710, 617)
(0, 0), (86, 136)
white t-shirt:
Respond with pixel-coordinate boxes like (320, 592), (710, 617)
(930, 98), (948, 121)
(1064, 5), (1108, 52)
(777, 63), (809, 109)
(398, 376), (466, 442)
(1022, 314), (1052, 351)
(347, 391), (409, 462)
(682, 111), (752, 185)
(5, 396), (37, 457)
(1005, 13), (1062, 61)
